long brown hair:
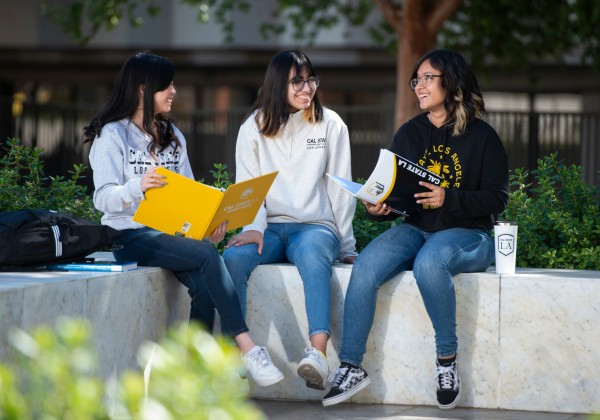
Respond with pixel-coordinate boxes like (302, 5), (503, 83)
(83, 52), (180, 154)
(245, 49), (323, 138)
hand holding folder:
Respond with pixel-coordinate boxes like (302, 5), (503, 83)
(133, 167), (277, 239)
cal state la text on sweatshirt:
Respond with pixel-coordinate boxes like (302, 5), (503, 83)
(390, 113), (509, 232)
(89, 118), (193, 230)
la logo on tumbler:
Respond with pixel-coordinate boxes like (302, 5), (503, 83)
(497, 234), (515, 256)
(494, 221), (518, 275)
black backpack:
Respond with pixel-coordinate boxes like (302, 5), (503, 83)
(0, 209), (121, 268)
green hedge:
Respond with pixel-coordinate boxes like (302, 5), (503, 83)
(499, 153), (600, 270)
(2, 139), (598, 269)
(0, 138), (100, 222)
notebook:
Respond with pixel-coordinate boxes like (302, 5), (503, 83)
(46, 260), (138, 272)
(133, 167), (278, 239)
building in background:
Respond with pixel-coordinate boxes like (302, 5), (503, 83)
(1, 0), (599, 185)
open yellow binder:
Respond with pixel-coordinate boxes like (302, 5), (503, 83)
(133, 167), (278, 239)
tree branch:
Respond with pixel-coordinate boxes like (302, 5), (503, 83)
(427, 0), (462, 34)
(374, 0), (403, 33)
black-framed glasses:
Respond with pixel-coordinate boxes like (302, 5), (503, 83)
(409, 74), (442, 90)
(290, 76), (320, 91)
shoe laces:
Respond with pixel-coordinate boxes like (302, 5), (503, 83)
(436, 362), (458, 389)
(247, 347), (272, 368)
(331, 366), (350, 387)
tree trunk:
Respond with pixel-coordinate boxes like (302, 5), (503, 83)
(396, 20), (433, 129)
(375, 0), (462, 130)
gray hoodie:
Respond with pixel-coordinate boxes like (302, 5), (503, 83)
(89, 118), (193, 230)
(235, 108), (357, 261)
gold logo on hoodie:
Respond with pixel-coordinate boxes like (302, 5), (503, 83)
(418, 145), (461, 189)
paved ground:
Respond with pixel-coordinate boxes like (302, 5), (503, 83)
(253, 399), (593, 420)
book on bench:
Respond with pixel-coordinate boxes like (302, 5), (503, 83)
(327, 148), (443, 217)
(133, 167), (278, 240)
(46, 260), (138, 272)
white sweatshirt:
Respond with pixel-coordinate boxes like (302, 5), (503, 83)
(235, 108), (357, 261)
(89, 118), (193, 230)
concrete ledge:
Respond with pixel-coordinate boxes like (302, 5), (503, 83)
(0, 264), (190, 380)
(244, 265), (600, 415)
(1, 259), (598, 414)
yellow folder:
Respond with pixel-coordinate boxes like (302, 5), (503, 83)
(133, 167), (278, 239)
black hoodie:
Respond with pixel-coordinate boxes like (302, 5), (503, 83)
(386, 112), (509, 232)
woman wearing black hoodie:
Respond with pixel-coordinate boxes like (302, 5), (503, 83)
(323, 49), (509, 409)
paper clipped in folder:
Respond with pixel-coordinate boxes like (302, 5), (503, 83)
(133, 167), (278, 239)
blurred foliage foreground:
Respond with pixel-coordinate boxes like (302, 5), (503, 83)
(0, 318), (264, 420)
(1, 138), (599, 269)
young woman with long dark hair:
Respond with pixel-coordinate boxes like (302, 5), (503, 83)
(323, 49), (509, 409)
(223, 49), (358, 391)
(85, 52), (283, 387)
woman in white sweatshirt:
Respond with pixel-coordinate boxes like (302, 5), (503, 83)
(85, 52), (283, 387)
(223, 49), (357, 391)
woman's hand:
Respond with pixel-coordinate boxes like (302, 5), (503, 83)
(208, 221), (228, 244)
(141, 167), (167, 193)
(415, 181), (446, 208)
(225, 230), (264, 254)
(362, 200), (393, 216)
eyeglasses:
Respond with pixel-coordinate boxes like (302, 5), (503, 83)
(290, 76), (320, 91)
(409, 74), (442, 90)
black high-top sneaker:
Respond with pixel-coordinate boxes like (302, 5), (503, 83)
(435, 358), (461, 409)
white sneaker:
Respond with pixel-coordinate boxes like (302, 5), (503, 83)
(242, 346), (284, 387)
(297, 347), (329, 390)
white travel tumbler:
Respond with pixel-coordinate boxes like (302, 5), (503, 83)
(494, 221), (518, 274)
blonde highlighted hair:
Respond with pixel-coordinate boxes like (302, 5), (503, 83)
(411, 49), (486, 136)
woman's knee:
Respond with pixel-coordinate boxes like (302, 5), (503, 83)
(413, 256), (445, 281)
(294, 231), (339, 263)
(222, 244), (260, 279)
(194, 242), (221, 264)
(347, 254), (381, 292)
(412, 254), (455, 296)
(223, 243), (255, 264)
(352, 253), (371, 276)
(351, 234), (403, 281)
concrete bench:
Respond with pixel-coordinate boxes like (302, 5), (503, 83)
(243, 265), (600, 415)
(0, 262), (190, 379)
(0, 257), (598, 414)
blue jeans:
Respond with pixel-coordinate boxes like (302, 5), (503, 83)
(112, 227), (248, 337)
(223, 223), (340, 337)
(339, 223), (494, 366)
